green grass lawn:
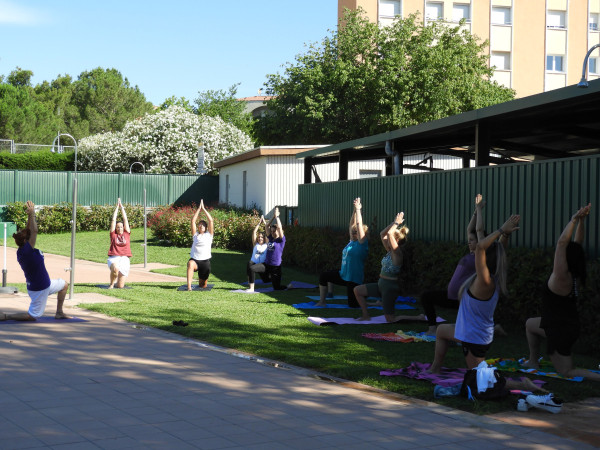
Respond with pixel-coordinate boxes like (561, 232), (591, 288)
(4, 230), (599, 414)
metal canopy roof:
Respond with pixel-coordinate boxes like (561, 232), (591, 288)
(296, 78), (600, 168)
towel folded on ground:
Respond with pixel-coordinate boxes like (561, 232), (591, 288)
(362, 330), (436, 342)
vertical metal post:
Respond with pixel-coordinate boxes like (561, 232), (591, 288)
(2, 223), (6, 286)
(69, 178), (77, 299)
(143, 187), (147, 268)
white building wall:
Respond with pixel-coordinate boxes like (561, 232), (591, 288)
(219, 159), (267, 211)
(264, 155), (303, 216)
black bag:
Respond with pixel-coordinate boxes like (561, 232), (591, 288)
(460, 368), (509, 400)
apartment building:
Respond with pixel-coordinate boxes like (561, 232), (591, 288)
(338, 0), (600, 97)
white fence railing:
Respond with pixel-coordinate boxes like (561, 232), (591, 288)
(0, 139), (75, 154)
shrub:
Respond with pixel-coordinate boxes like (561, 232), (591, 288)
(78, 106), (253, 174)
(4, 201), (147, 233)
(0, 151), (74, 171)
(148, 203), (261, 251)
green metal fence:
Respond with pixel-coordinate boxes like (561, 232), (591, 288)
(0, 170), (219, 208)
(298, 154), (600, 258)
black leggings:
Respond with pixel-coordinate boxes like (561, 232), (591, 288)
(319, 270), (359, 308)
(265, 264), (286, 290)
(189, 258), (211, 280)
(420, 289), (458, 326)
(247, 261), (270, 284)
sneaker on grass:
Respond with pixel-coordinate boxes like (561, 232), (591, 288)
(526, 393), (563, 414)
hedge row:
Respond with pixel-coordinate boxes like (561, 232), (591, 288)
(148, 203), (261, 251)
(282, 226), (600, 357)
(4, 201), (146, 233)
(0, 151), (75, 171)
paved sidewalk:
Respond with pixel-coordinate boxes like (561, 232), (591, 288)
(0, 292), (596, 449)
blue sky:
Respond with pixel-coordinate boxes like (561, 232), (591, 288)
(0, 0), (338, 105)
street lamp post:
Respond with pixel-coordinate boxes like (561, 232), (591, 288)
(129, 162), (147, 268)
(55, 133), (78, 300)
(578, 43), (600, 88)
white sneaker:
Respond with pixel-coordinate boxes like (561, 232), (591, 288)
(525, 393), (563, 414)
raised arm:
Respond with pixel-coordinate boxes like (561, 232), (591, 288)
(273, 207), (284, 237)
(191, 202), (202, 236)
(354, 198), (367, 243)
(474, 195), (487, 242)
(252, 216), (264, 246)
(552, 204), (590, 281)
(471, 213), (520, 297)
(120, 199), (130, 233)
(200, 199), (214, 235)
(25, 201), (38, 249)
(466, 194), (482, 240)
(110, 200), (119, 233)
(384, 212), (404, 252)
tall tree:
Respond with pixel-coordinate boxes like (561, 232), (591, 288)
(70, 67), (154, 137)
(255, 9), (515, 145)
(194, 83), (255, 138)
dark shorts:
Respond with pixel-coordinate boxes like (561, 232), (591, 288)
(544, 325), (580, 357)
(189, 258), (211, 280)
(461, 341), (491, 358)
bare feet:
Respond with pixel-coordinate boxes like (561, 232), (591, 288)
(506, 377), (548, 393)
(55, 312), (71, 320)
(427, 363), (441, 374)
(366, 300), (382, 307)
(521, 359), (540, 369)
(356, 316), (371, 321)
(108, 284), (114, 289)
(244, 289), (255, 293)
(187, 286), (192, 291)
(315, 301), (326, 306)
(0, 313), (6, 321)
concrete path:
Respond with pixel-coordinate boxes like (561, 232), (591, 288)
(0, 250), (597, 449)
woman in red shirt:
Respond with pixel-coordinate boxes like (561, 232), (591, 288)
(108, 198), (132, 288)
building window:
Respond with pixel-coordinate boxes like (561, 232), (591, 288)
(491, 6), (511, 25)
(590, 57), (598, 74)
(491, 52), (511, 70)
(452, 3), (470, 22)
(590, 13), (599, 31)
(359, 170), (382, 179)
(425, 2), (443, 21)
(546, 55), (564, 72)
(379, 0), (401, 26)
(547, 10), (566, 29)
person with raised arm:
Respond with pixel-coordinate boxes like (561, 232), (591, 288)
(353, 212), (422, 322)
(316, 198), (369, 307)
(1, 201), (69, 321)
(245, 215), (269, 293)
(187, 199), (214, 291)
(428, 201), (520, 374)
(524, 204), (600, 381)
(108, 198), (132, 289)
(264, 207), (287, 290)
(420, 195), (511, 336)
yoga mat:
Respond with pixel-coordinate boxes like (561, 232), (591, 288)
(96, 284), (132, 289)
(1, 316), (87, 324)
(305, 295), (417, 303)
(177, 284), (214, 291)
(287, 281), (318, 289)
(308, 315), (444, 326)
(362, 331), (436, 343)
(231, 286), (274, 294)
(487, 357), (600, 382)
(381, 361), (546, 389)
(293, 301), (415, 310)
(240, 280), (271, 286)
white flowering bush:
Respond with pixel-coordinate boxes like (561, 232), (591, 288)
(78, 106), (253, 174)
